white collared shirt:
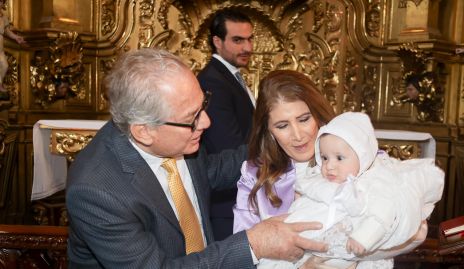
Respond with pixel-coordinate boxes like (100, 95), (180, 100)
(130, 140), (206, 245)
(212, 54), (256, 107)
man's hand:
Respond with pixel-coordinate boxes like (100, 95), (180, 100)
(246, 214), (327, 262)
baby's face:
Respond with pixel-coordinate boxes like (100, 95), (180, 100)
(319, 134), (360, 183)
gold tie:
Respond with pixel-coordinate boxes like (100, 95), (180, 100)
(161, 158), (205, 254)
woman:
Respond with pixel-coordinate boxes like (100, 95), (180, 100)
(233, 70), (428, 268)
(233, 70), (335, 232)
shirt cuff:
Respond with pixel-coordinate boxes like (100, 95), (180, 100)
(249, 244), (259, 265)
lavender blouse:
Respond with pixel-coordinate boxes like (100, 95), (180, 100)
(232, 160), (297, 233)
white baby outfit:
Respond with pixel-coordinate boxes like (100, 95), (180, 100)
(258, 112), (444, 269)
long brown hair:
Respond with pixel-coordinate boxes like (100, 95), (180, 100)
(247, 70), (335, 210)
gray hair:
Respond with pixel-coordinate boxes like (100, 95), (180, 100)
(105, 48), (189, 136)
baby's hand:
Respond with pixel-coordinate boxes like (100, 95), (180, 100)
(294, 191), (301, 200)
(346, 238), (366, 256)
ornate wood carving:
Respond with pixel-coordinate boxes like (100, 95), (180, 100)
(52, 130), (96, 162)
(365, 1), (381, 38)
(0, 225), (68, 269)
(378, 141), (421, 160)
(127, 0), (371, 113)
(30, 32), (85, 108)
(343, 50), (359, 112)
(0, 233), (67, 249)
(138, 0), (156, 48)
(390, 43), (445, 122)
(0, 52), (19, 109)
(101, 0), (117, 36)
(398, 0), (424, 8)
(361, 65), (377, 115)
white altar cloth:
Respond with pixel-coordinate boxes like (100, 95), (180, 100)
(32, 120), (106, 200)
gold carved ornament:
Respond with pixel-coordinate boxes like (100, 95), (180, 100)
(398, 0), (424, 8)
(50, 130), (96, 163)
(379, 142), (420, 160)
(30, 32), (85, 108)
(0, 52), (19, 109)
(136, 0), (350, 108)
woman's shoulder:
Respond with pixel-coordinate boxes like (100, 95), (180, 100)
(237, 160), (259, 186)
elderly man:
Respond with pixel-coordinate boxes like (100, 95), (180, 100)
(66, 48), (326, 268)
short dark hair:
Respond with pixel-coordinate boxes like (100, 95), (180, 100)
(209, 9), (252, 53)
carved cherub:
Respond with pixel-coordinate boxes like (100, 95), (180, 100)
(0, 0), (25, 99)
(403, 72), (444, 122)
(396, 44), (444, 122)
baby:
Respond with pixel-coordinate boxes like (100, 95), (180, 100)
(259, 112), (444, 269)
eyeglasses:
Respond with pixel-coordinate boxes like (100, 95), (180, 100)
(163, 91), (211, 132)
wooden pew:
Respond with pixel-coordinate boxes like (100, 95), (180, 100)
(0, 225), (67, 269)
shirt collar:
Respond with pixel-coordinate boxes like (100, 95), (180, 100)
(129, 140), (183, 168)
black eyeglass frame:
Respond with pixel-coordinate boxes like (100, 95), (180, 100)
(162, 91), (211, 132)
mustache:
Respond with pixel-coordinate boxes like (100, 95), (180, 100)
(238, 52), (252, 57)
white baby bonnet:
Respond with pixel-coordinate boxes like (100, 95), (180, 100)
(315, 112), (378, 176)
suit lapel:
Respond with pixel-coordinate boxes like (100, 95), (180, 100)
(210, 58), (254, 111)
(185, 155), (214, 244)
(109, 122), (182, 234)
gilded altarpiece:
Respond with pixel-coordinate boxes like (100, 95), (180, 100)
(0, 0), (463, 237)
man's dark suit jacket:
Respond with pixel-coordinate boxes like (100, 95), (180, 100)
(66, 121), (253, 269)
(197, 57), (254, 240)
(197, 57), (254, 153)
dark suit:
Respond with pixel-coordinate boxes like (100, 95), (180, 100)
(66, 121), (253, 269)
(197, 57), (254, 240)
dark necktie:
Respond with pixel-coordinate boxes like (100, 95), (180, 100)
(235, 71), (248, 90)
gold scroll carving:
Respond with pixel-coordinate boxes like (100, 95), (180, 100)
(49, 129), (97, 162)
(0, 52), (19, 110)
(378, 140), (421, 160)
